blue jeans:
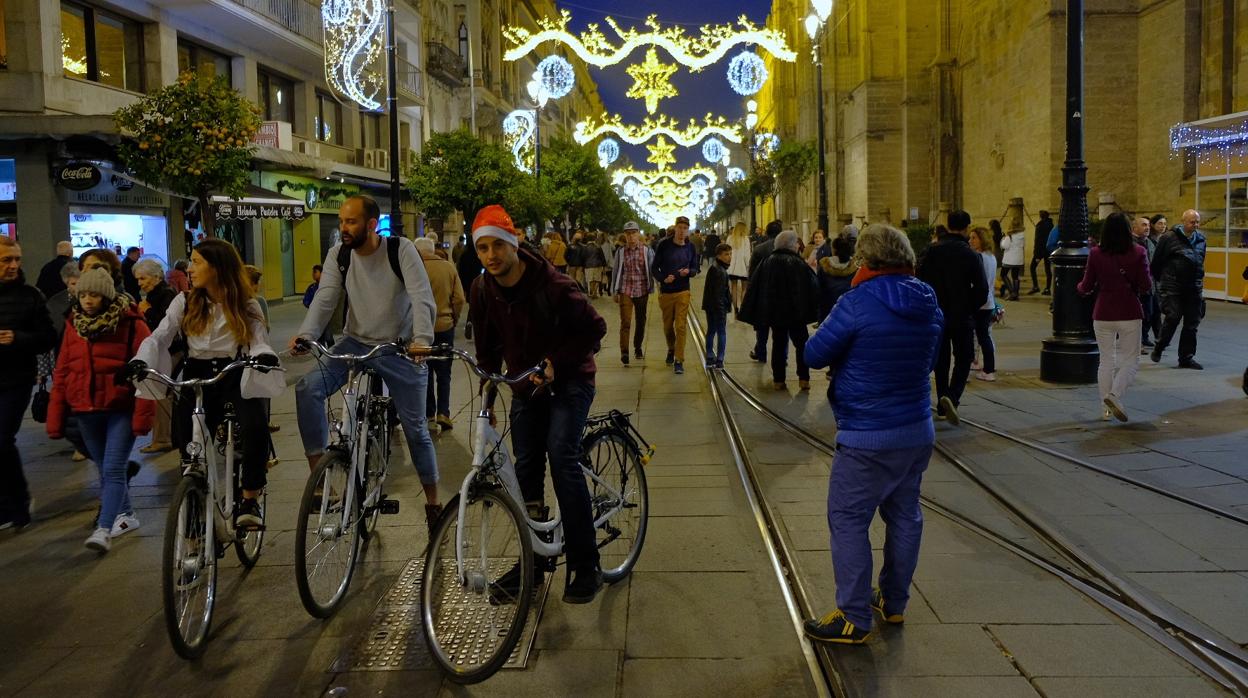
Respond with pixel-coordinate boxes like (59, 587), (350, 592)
(827, 443), (931, 629)
(426, 329), (455, 419)
(77, 411), (136, 529)
(705, 312), (727, 363)
(509, 380), (598, 569)
(296, 336), (438, 485)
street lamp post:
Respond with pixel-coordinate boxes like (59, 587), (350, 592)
(1040, 0), (1098, 383)
(385, 0), (403, 236)
(805, 1), (832, 234)
(527, 77), (550, 180)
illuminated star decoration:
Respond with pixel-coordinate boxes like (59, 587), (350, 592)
(627, 47), (679, 114)
(322, 0), (386, 109)
(646, 136), (677, 170)
(574, 114), (743, 146)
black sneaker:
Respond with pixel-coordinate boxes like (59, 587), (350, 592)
(1042, 289), (1051, 295)
(1141, 338), (1155, 348)
(563, 565), (603, 604)
(1149, 348), (1162, 363)
(749, 350), (766, 363)
(236, 497), (264, 530)
(634, 348), (644, 360)
(673, 361), (684, 375)
(489, 559), (544, 606)
(1178, 359), (1203, 370)
(871, 589), (905, 624)
(804, 609), (872, 644)
(1028, 288), (1041, 295)
(621, 353), (630, 366)
(665, 350), (674, 366)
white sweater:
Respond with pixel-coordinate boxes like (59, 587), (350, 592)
(1000, 232), (1026, 266)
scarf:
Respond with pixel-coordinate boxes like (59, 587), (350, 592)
(851, 266), (913, 288)
(72, 294), (133, 340)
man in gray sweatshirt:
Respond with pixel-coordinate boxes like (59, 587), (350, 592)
(290, 195), (442, 528)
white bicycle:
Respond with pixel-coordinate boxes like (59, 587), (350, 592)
(417, 346), (652, 683)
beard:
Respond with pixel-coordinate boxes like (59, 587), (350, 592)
(340, 229), (367, 250)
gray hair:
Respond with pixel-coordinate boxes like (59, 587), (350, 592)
(414, 237), (436, 255)
(60, 260), (81, 282)
(855, 224), (916, 269)
(133, 258), (165, 279)
(775, 230), (800, 252)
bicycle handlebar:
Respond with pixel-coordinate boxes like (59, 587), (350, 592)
(135, 357), (282, 390)
(418, 345), (547, 387)
(294, 337), (407, 364)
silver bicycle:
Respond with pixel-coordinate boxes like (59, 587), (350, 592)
(293, 338), (402, 618)
(417, 346), (652, 684)
(136, 358), (280, 659)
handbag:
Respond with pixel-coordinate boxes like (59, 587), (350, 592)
(30, 378), (50, 424)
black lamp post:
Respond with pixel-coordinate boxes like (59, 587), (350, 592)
(805, 10), (831, 234)
(1040, 0), (1098, 383)
(385, 0), (403, 237)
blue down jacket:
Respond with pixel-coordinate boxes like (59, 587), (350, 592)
(804, 273), (944, 449)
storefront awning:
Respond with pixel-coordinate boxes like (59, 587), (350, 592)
(211, 185), (307, 221)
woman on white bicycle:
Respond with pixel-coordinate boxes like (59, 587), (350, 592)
(133, 239), (281, 529)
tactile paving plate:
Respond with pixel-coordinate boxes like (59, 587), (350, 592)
(330, 557), (549, 673)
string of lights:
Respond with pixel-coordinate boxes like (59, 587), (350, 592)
(612, 166), (718, 188)
(503, 110), (536, 173)
(1170, 121), (1248, 166)
(574, 114), (743, 147)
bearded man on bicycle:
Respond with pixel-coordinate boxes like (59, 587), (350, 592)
(469, 205), (608, 603)
(289, 195), (442, 530)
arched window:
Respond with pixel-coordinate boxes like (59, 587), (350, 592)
(457, 22), (468, 66)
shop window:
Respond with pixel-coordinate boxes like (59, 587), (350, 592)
(177, 39), (232, 84)
(360, 110), (383, 149)
(60, 1), (144, 92)
(258, 68), (295, 129)
(315, 91), (342, 145)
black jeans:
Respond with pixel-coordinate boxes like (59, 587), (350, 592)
(0, 385), (32, 521)
(1156, 292), (1202, 363)
(1002, 266), (1022, 298)
(175, 359), (270, 491)
(1139, 293), (1157, 342)
(426, 328), (455, 418)
(934, 320), (975, 407)
(509, 380), (598, 570)
(973, 309), (996, 374)
(753, 324), (771, 359)
(1029, 255), (1051, 291)
(770, 324), (810, 383)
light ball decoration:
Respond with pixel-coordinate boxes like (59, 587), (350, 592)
(702, 137), (727, 165)
(597, 138), (620, 166)
(726, 167), (746, 183)
(536, 55), (575, 99)
(727, 51), (768, 96)
(755, 132), (781, 153)
(503, 109), (536, 172)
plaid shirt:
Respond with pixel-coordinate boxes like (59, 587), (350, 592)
(617, 245), (649, 298)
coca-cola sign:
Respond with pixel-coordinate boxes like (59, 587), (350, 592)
(57, 163), (102, 191)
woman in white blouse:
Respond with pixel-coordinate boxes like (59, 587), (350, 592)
(725, 222), (752, 314)
(134, 239), (281, 529)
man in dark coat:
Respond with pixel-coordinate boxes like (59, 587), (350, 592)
(120, 247), (142, 299)
(36, 241), (76, 299)
(915, 210), (988, 425)
(1029, 210), (1053, 294)
(1149, 209), (1206, 369)
(0, 237), (58, 530)
(746, 219), (783, 363)
(741, 231), (819, 390)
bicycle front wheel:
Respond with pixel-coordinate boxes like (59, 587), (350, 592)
(162, 475), (217, 659)
(583, 430), (649, 583)
(295, 451), (361, 618)
(422, 488), (534, 684)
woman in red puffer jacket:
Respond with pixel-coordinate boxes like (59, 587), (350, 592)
(48, 268), (153, 554)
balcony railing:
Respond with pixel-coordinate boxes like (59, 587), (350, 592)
(228, 0), (322, 43)
(426, 41), (466, 88)
(397, 57), (423, 100)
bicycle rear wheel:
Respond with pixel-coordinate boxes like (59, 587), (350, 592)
(583, 429), (649, 583)
(162, 475), (217, 659)
(295, 451), (361, 618)
(421, 488), (534, 684)
(235, 488), (266, 568)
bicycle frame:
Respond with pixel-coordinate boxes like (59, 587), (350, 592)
(181, 390), (239, 556)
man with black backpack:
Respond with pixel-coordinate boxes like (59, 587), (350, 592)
(290, 195), (442, 530)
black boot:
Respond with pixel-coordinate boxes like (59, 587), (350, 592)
(563, 565), (604, 604)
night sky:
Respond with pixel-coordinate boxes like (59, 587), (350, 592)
(553, 0), (776, 171)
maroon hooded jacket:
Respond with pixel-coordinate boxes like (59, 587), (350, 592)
(469, 246), (606, 396)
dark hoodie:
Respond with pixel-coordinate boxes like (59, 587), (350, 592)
(469, 246), (607, 397)
(0, 271), (56, 388)
(804, 273), (944, 449)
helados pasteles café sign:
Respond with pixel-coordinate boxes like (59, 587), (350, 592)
(214, 200), (307, 221)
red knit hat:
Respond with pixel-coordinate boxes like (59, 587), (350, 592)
(472, 205), (519, 247)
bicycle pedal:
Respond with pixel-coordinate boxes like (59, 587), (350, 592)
(235, 524), (266, 532)
(378, 498), (400, 515)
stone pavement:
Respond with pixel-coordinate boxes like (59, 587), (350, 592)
(0, 294), (817, 697)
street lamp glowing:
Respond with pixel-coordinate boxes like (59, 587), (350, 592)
(811, 0), (832, 23)
(805, 15), (821, 41)
(745, 113), (758, 130)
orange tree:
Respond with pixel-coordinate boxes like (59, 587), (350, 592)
(114, 72), (260, 237)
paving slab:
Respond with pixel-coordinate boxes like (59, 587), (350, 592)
(621, 656), (814, 697)
(988, 624), (1205, 678)
(851, 676), (1039, 698)
(1126, 571), (1248, 644)
(1033, 677), (1225, 698)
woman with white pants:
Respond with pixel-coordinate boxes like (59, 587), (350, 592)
(1076, 212), (1152, 422)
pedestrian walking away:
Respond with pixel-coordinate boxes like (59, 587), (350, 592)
(464, 204), (610, 604)
(651, 215), (700, 375)
(701, 243), (733, 368)
(120, 247), (142, 300)
(999, 224), (1025, 300)
(290, 194), (442, 531)
(1149, 209), (1206, 369)
(817, 233), (858, 321)
(746, 220), (783, 363)
(35, 241), (75, 299)
(724, 222), (752, 314)
(0, 236), (58, 531)
(1077, 213), (1151, 422)
(968, 226), (998, 381)
(739, 231), (819, 390)
(414, 236), (465, 434)
(802, 224), (944, 644)
(916, 210), (987, 425)
(1132, 216), (1159, 349)
(1029, 210), (1054, 294)
(608, 221), (654, 365)
(47, 268), (153, 552)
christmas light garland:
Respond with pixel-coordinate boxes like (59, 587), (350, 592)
(503, 109), (536, 173)
(612, 166), (718, 188)
(503, 10), (796, 71)
(1170, 121), (1248, 166)
(574, 114), (743, 147)
(322, 0), (386, 110)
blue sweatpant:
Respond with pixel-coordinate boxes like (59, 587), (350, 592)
(827, 443), (931, 629)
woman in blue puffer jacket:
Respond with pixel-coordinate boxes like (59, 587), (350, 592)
(799, 223), (944, 646)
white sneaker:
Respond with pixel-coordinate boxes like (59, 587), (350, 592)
(85, 527), (111, 552)
(975, 371), (996, 382)
(1103, 396), (1128, 423)
(110, 513), (141, 538)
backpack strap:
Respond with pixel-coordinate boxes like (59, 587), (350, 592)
(386, 236), (404, 283)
